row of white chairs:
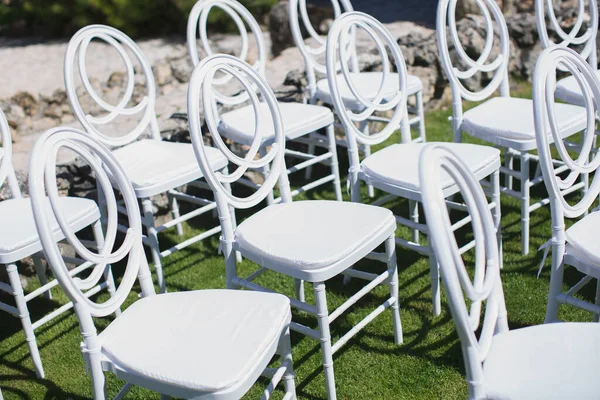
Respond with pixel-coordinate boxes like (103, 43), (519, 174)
(1, 0), (600, 398)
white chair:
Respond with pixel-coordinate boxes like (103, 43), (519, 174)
(288, 0), (426, 196)
(437, 0), (588, 255)
(64, 25), (229, 293)
(533, 46), (600, 323)
(188, 53), (402, 400)
(419, 143), (600, 400)
(187, 0), (342, 204)
(536, 0), (599, 106)
(29, 126), (297, 400)
(327, 11), (501, 316)
(0, 109), (118, 379)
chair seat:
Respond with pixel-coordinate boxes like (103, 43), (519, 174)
(99, 290), (291, 398)
(556, 69), (600, 107)
(234, 200), (396, 281)
(565, 210), (600, 268)
(0, 197), (99, 264)
(360, 143), (500, 197)
(219, 102), (334, 146)
(461, 97), (586, 146)
(315, 72), (423, 111)
(483, 322), (600, 399)
(112, 139), (228, 198)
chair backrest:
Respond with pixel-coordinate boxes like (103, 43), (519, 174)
(436, 0), (511, 108)
(188, 53), (290, 211)
(64, 25), (160, 148)
(536, 0), (598, 68)
(419, 144), (508, 400)
(288, 0), (355, 98)
(0, 109), (21, 198)
(533, 46), (600, 264)
(29, 127), (155, 319)
(187, 0), (268, 106)
(326, 12), (410, 152)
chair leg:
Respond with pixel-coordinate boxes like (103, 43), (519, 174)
(360, 121), (375, 198)
(167, 191), (184, 237)
(326, 124), (343, 201)
(314, 281), (337, 400)
(7, 263), (44, 378)
(594, 279), (600, 323)
(504, 147), (514, 191)
(92, 220), (121, 317)
(544, 253), (564, 323)
(416, 91), (426, 142)
(32, 255), (51, 300)
(304, 132), (316, 181)
(386, 235), (403, 344)
(409, 200), (419, 244)
(260, 147), (275, 205)
(141, 198), (166, 294)
(491, 169), (503, 268)
(280, 327), (297, 399)
(520, 151), (530, 255)
(294, 279), (305, 303)
(222, 168), (242, 264)
(428, 247), (441, 317)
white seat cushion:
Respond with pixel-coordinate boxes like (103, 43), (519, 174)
(483, 322), (600, 399)
(112, 139), (228, 198)
(235, 200), (395, 273)
(360, 143), (500, 193)
(219, 102), (334, 146)
(565, 210), (600, 266)
(0, 197), (99, 263)
(100, 290), (290, 397)
(315, 72), (423, 110)
(462, 97), (586, 142)
(556, 69), (600, 106)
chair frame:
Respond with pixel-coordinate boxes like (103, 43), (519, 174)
(188, 53), (402, 400)
(437, 0), (588, 255)
(328, 11), (501, 316)
(187, 0), (342, 204)
(65, 24), (225, 293)
(0, 111), (118, 379)
(533, 46), (600, 323)
(29, 127), (296, 400)
(419, 143), (509, 400)
(288, 0), (427, 195)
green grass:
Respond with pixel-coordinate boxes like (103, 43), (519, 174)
(1, 84), (595, 399)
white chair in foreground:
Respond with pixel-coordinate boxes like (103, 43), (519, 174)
(188, 54), (402, 400)
(419, 143), (600, 400)
(533, 46), (600, 323)
(536, 0), (599, 106)
(65, 25), (229, 293)
(29, 127), (296, 400)
(288, 0), (426, 195)
(0, 108), (117, 379)
(187, 0), (342, 203)
(437, 0), (588, 255)
(327, 11), (501, 316)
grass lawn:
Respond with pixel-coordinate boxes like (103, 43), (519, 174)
(0, 83), (595, 399)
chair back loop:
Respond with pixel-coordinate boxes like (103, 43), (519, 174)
(534, 46), (600, 222)
(437, 0), (511, 102)
(65, 25), (158, 148)
(536, 0), (598, 67)
(419, 144), (507, 365)
(327, 12), (409, 147)
(0, 109), (20, 198)
(187, 0), (268, 106)
(29, 127), (148, 317)
(188, 54), (289, 209)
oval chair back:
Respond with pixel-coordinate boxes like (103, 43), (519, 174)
(419, 144), (508, 400)
(64, 25), (159, 148)
(0, 109), (21, 198)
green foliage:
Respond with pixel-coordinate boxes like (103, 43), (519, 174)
(0, 0), (277, 37)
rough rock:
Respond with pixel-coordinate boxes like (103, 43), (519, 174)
(153, 60), (173, 86)
(11, 91), (38, 117)
(170, 56), (193, 83)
